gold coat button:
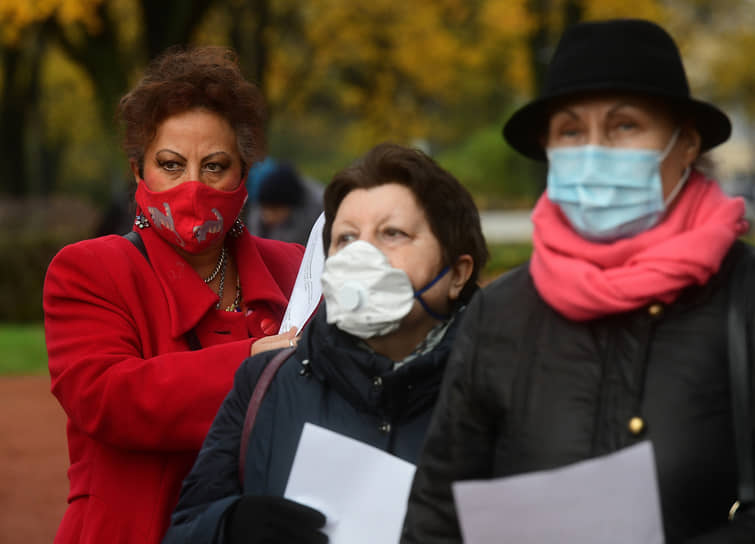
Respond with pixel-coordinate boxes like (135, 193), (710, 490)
(628, 417), (645, 435)
(648, 303), (663, 317)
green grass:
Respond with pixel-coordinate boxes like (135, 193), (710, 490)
(0, 323), (48, 375)
(482, 242), (533, 283)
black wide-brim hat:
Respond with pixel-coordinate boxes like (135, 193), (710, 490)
(503, 18), (731, 161)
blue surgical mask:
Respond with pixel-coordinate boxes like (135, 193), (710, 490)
(546, 129), (689, 242)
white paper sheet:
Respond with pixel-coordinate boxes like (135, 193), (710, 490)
(453, 441), (665, 544)
(278, 213), (325, 334)
(284, 423), (416, 544)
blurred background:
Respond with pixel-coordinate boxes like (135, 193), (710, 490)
(3, 2), (755, 540)
(3, 0), (755, 325)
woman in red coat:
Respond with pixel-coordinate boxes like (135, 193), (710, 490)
(43, 47), (304, 544)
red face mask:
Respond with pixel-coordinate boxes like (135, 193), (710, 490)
(135, 179), (248, 254)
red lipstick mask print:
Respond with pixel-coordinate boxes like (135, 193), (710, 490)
(135, 179), (248, 254)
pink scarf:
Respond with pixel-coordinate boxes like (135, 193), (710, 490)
(529, 171), (748, 321)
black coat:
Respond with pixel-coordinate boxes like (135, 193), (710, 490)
(163, 307), (461, 544)
(402, 241), (755, 544)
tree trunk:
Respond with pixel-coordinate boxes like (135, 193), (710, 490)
(525, 0), (583, 193)
(0, 26), (49, 196)
(141, 0), (217, 58)
(0, 50), (29, 196)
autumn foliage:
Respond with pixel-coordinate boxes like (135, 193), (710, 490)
(0, 0), (750, 201)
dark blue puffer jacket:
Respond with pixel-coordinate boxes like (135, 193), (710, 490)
(162, 306), (462, 544)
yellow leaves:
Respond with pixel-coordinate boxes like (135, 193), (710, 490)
(40, 44), (110, 186)
(0, 0), (52, 26)
(57, 0), (103, 33)
(477, 0), (536, 96)
(0, 0), (104, 45)
(13, 0), (755, 178)
(41, 45), (98, 143)
(481, 0), (535, 38)
(681, 5), (755, 116)
(506, 45), (533, 97)
(263, 0), (545, 148)
(392, 26), (464, 102)
(0, 0), (50, 43)
(710, 32), (755, 98)
(581, 0), (666, 22)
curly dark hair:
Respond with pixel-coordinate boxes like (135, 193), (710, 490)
(323, 143), (489, 305)
(117, 46), (267, 175)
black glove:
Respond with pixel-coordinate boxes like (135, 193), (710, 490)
(225, 495), (328, 544)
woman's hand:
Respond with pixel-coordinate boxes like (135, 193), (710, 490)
(225, 495), (327, 544)
(250, 326), (299, 356)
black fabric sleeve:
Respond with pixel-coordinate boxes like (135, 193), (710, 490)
(685, 506), (755, 544)
(400, 290), (499, 543)
(686, 244), (755, 542)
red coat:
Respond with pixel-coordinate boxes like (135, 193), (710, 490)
(43, 226), (303, 543)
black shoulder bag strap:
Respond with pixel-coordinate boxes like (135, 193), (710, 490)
(237, 347), (296, 486)
(123, 230), (202, 351)
(124, 230), (148, 261)
(727, 248), (754, 520)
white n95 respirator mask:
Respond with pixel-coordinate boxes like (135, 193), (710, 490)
(321, 241), (415, 338)
(321, 240), (451, 339)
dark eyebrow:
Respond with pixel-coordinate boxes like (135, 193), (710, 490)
(550, 107), (579, 120)
(605, 102), (634, 116)
(552, 101), (634, 120)
(155, 149), (187, 161)
(332, 218), (358, 231)
(202, 151), (231, 162)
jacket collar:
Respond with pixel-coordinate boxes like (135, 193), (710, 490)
(137, 227), (291, 340)
(232, 232), (292, 312)
(302, 307), (463, 420)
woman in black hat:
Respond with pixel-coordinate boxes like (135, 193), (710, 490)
(402, 18), (755, 543)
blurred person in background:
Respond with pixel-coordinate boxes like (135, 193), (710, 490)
(162, 143), (488, 544)
(246, 160), (324, 246)
(402, 19), (755, 543)
(43, 46), (304, 544)
(95, 186), (134, 237)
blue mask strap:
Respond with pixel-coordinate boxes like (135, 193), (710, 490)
(414, 266), (451, 321)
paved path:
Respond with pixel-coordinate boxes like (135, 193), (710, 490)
(480, 209), (533, 243)
(0, 376), (68, 543)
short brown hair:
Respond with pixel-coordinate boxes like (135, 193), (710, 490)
(323, 143), (489, 304)
(117, 46), (267, 174)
